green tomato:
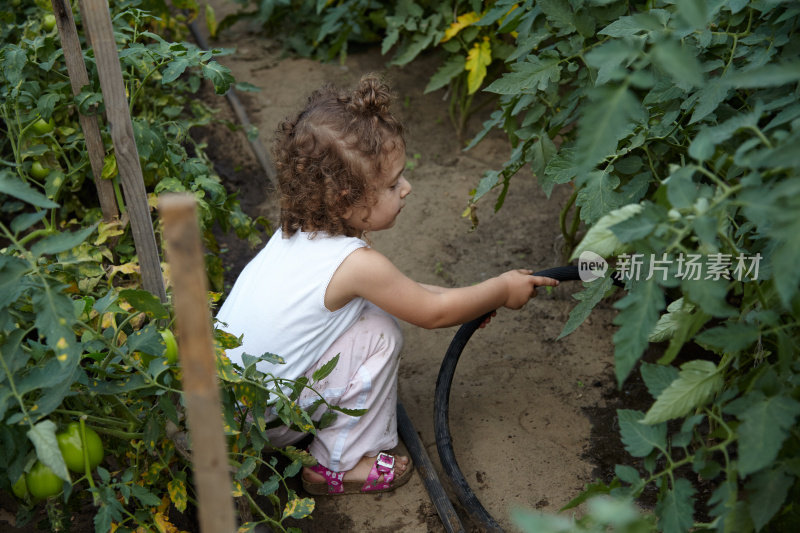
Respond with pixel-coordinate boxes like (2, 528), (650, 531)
(31, 117), (55, 136)
(25, 462), (63, 500)
(30, 161), (51, 179)
(57, 422), (104, 473)
(160, 329), (179, 364)
(43, 14), (57, 32)
(11, 475), (28, 500)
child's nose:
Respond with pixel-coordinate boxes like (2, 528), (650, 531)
(400, 177), (412, 197)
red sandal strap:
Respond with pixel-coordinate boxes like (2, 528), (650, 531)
(361, 453), (396, 492)
(308, 463), (345, 494)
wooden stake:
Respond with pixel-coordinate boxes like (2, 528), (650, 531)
(159, 193), (237, 533)
(51, 0), (118, 222)
(80, 0), (166, 302)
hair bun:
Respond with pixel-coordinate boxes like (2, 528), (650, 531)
(348, 74), (393, 116)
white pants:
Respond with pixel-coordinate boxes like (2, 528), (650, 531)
(266, 304), (404, 472)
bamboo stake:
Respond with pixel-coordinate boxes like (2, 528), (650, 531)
(80, 0), (166, 302)
(51, 0), (118, 222)
(158, 193), (237, 533)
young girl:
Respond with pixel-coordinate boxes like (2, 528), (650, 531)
(216, 74), (558, 495)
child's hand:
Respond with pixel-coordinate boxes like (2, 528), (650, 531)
(478, 311), (497, 328)
(498, 270), (559, 310)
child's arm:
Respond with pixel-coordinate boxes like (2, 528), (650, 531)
(326, 248), (559, 329)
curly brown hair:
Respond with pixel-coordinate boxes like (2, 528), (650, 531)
(273, 74), (406, 238)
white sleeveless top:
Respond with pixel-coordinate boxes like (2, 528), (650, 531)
(216, 228), (368, 380)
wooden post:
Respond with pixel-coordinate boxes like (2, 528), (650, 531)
(51, 0), (119, 223)
(159, 193), (237, 533)
(80, 0), (166, 302)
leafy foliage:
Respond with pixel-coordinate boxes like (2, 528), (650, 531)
(465, 1), (800, 530)
(0, 1), (315, 531)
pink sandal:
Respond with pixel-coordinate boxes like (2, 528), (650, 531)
(302, 452), (413, 495)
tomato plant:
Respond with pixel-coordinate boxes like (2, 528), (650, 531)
(462, 1), (800, 531)
(0, 0), (309, 531)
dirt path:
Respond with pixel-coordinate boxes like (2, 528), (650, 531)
(198, 6), (624, 531)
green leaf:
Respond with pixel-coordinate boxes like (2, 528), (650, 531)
(745, 466), (794, 531)
(127, 322), (166, 355)
(282, 497), (315, 520)
(11, 211), (46, 235)
(130, 484), (162, 507)
(598, 10), (668, 38)
(31, 224), (98, 257)
(681, 277), (736, 318)
(688, 77), (729, 125)
(312, 354), (339, 382)
(571, 203), (642, 260)
(651, 40), (705, 89)
(161, 57), (190, 85)
(424, 55), (465, 94)
(558, 276), (615, 339)
(32, 283), (80, 365)
(641, 360), (722, 424)
(617, 409), (666, 457)
(118, 289), (170, 319)
(283, 458), (302, 478)
(695, 323), (760, 353)
(257, 475), (280, 496)
(613, 277), (665, 385)
(484, 52), (561, 94)
(513, 510), (573, 531)
(689, 112), (759, 161)
(24, 361), (81, 422)
(655, 478), (695, 533)
(538, 0), (575, 31)
(615, 464), (642, 487)
(674, 0), (710, 29)
(666, 166), (698, 208)
(559, 478), (621, 511)
(639, 362), (679, 400)
(235, 456), (257, 480)
(648, 298), (695, 343)
(201, 61), (234, 94)
(576, 171), (624, 224)
(584, 39), (642, 86)
(728, 393), (800, 476)
(27, 420), (70, 482)
(726, 61), (800, 88)
(575, 85), (641, 173)
(88, 374), (150, 394)
(0, 170), (59, 208)
(541, 147), (578, 197)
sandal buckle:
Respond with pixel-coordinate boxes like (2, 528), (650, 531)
(376, 453), (395, 470)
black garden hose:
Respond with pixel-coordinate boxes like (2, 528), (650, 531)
(434, 265), (617, 532)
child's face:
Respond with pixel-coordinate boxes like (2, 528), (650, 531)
(344, 145), (411, 233)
